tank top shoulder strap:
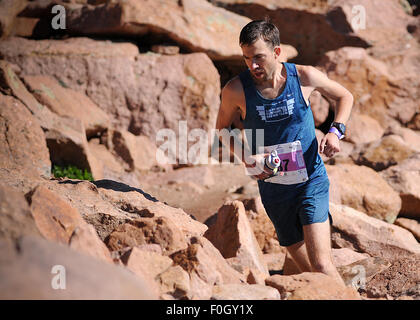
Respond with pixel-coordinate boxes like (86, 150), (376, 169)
(284, 62), (298, 78)
(283, 62), (309, 107)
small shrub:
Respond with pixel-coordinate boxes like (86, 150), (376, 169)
(52, 164), (93, 181)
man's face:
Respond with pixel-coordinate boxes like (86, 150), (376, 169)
(241, 38), (280, 83)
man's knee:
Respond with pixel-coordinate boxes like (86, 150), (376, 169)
(310, 257), (336, 273)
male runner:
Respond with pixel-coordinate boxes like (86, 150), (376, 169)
(215, 20), (353, 285)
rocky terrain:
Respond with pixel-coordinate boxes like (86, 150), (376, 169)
(0, 0), (419, 300)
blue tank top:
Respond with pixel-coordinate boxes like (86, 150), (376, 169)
(239, 62), (327, 201)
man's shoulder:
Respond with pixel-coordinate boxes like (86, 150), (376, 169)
(224, 75), (243, 92)
(222, 75), (245, 100)
(293, 64), (320, 87)
(294, 64), (314, 77)
(221, 75), (246, 117)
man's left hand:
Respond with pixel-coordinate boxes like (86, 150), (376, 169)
(320, 132), (340, 158)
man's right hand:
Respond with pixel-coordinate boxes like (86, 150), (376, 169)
(243, 153), (284, 181)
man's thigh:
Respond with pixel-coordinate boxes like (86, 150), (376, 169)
(286, 219), (333, 272)
(262, 199), (304, 247)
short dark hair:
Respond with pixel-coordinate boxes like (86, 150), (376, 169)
(239, 19), (280, 49)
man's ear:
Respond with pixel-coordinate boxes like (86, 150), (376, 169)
(274, 46), (281, 59)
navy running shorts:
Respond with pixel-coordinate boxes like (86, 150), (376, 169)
(259, 175), (333, 247)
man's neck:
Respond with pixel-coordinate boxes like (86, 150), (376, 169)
(255, 61), (286, 89)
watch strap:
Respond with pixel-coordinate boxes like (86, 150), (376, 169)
(331, 122), (346, 135)
(328, 127), (344, 140)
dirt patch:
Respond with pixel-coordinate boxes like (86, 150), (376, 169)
(365, 256), (420, 299)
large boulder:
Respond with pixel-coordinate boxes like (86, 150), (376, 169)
(0, 236), (157, 299)
(326, 163), (402, 223)
(92, 179), (208, 238)
(352, 135), (417, 171)
(323, 1), (420, 131)
(0, 93), (51, 193)
(29, 185), (113, 263)
(54, 0), (250, 61)
(0, 91), (50, 177)
(170, 236), (245, 299)
(380, 154), (420, 219)
(22, 75), (110, 138)
(318, 46), (420, 129)
(204, 200), (269, 276)
(37, 179), (206, 242)
(17, 0), (298, 87)
(0, 61), (102, 179)
(0, 37), (221, 155)
(345, 113), (385, 145)
(38, 175), (109, 240)
(330, 203), (420, 260)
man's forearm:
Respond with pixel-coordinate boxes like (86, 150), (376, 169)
(216, 127), (250, 165)
(332, 94), (353, 125)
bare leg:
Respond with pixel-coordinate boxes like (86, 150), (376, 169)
(303, 219), (345, 286)
(285, 240), (312, 273)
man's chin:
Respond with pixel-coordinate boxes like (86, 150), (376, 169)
(254, 76), (267, 84)
(252, 72), (265, 82)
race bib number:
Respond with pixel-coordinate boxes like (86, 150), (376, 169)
(258, 140), (308, 185)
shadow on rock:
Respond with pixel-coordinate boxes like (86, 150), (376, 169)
(58, 179), (159, 203)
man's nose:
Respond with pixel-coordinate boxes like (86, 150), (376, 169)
(251, 61), (259, 70)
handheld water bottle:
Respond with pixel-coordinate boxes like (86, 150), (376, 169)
(264, 150), (281, 175)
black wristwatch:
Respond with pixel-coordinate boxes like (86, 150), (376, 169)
(328, 122), (346, 140)
(330, 122), (346, 135)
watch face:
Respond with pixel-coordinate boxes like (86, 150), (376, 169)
(334, 122), (346, 135)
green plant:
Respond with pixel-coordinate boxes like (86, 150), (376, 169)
(52, 164), (93, 181)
